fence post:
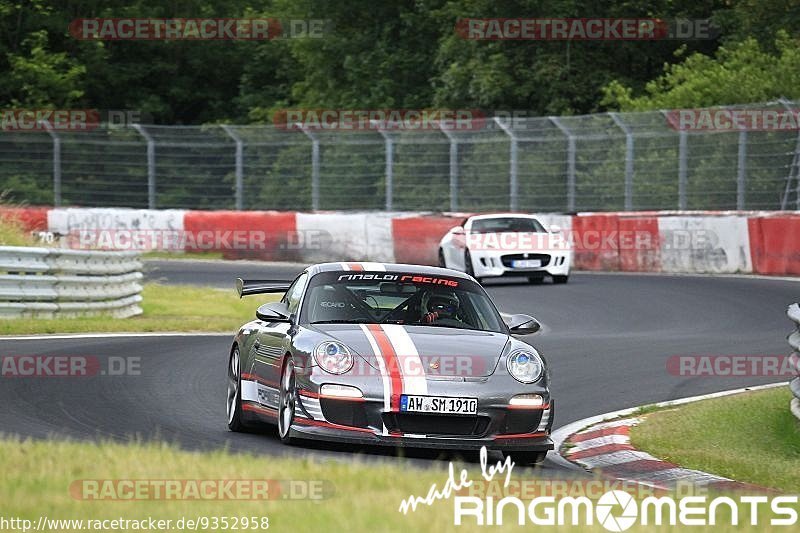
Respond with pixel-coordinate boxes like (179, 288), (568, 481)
(736, 130), (747, 210)
(493, 117), (519, 211)
(298, 126), (320, 211)
(132, 124), (156, 209)
(779, 98), (800, 210)
(220, 125), (244, 210)
(661, 110), (688, 210)
(374, 125), (394, 210)
(41, 122), (62, 207)
(440, 126), (459, 211)
(609, 112), (634, 210)
(678, 130), (688, 210)
(549, 117), (575, 212)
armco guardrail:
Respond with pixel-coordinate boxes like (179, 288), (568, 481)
(0, 246), (143, 318)
(789, 303), (800, 422)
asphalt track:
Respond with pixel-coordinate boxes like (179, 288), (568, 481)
(1, 259), (797, 474)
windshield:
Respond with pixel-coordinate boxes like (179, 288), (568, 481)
(301, 271), (507, 333)
(470, 217), (546, 234)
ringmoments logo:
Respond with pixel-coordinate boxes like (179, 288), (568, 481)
(397, 446), (799, 529)
(452, 491), (799, 528)
(595, 491), (638, 531)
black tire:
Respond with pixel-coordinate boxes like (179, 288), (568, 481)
(552, 275), (569, 284)
(503, 451), (547, 466)
(227, 347), (246, 432)
(527, 276), (544, 285)
(438, 249), (447, 268)
(278, 358), (297, 444)
(464, 250), (475, 277)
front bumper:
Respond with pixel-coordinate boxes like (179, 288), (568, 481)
(279, 368), (555, 452)
(469, 249), (572, 279)
(289, 422), (553, 452)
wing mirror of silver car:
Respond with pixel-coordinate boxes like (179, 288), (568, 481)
(256, 302), (291, 322)
(451, 226), (465, 235)
(550, 224), (561, 233)
(505, 314), (541, 335)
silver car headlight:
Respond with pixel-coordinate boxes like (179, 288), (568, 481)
(314, 341), (354, 375)
(506, 349), (544, 383)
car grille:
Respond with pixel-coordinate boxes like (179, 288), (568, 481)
(320, 399), (369, 429)
(501, 253), (550, 268)
(383, 413), (490, 437)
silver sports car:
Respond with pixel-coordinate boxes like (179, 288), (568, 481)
(227, 262), (554, 464)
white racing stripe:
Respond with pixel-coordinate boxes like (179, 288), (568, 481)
(381, 324), (428, 396)
(359, 262), (386, 271)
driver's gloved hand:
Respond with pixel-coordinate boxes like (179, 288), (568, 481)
(422, 311), (440, 323)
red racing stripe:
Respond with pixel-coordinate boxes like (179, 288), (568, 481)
(347, 262), (364, 271)
(367, 324), (403, 411)
(294, 417), (374, 434)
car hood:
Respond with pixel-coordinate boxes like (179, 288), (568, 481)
(306, 324), (509, 378)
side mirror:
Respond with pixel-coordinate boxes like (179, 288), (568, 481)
(256, 301), (291, 322)
(505, 314), (541, 335)
(550, 224), (561, 233)
(451, 226), (465, 235)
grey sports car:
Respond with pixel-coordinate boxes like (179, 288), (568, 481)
(227, 262), (554, 464)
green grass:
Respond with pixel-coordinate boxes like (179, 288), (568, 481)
(0, 438), (465, 532)
(631, 387), (800, 492)
(0, 436), (790, 532)
(0, 284), (278, 335)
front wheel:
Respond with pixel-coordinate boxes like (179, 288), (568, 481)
(552, 275), (569, 284)
(227, 347), (246, 432)
(464, 250), (475, 277)
(502, 451), (547, 466)
(278, 359), (297, 444)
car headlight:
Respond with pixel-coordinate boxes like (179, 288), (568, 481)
(506, 349), (544, 383)
(314, 341), (354, 375)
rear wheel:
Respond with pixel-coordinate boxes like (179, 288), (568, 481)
(503, 451), (547, 466)
(278, 359), (297, 444)
(227, 347), (246, 432)
(552, 275), (569, 284)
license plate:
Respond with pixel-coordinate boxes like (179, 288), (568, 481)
(399, 395), (478, 415)
(512, 259), (541, 268)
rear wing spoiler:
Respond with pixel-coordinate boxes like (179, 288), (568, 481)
(236, 278), (292, 298)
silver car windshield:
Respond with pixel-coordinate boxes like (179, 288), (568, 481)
(301, 271), (506, 333)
